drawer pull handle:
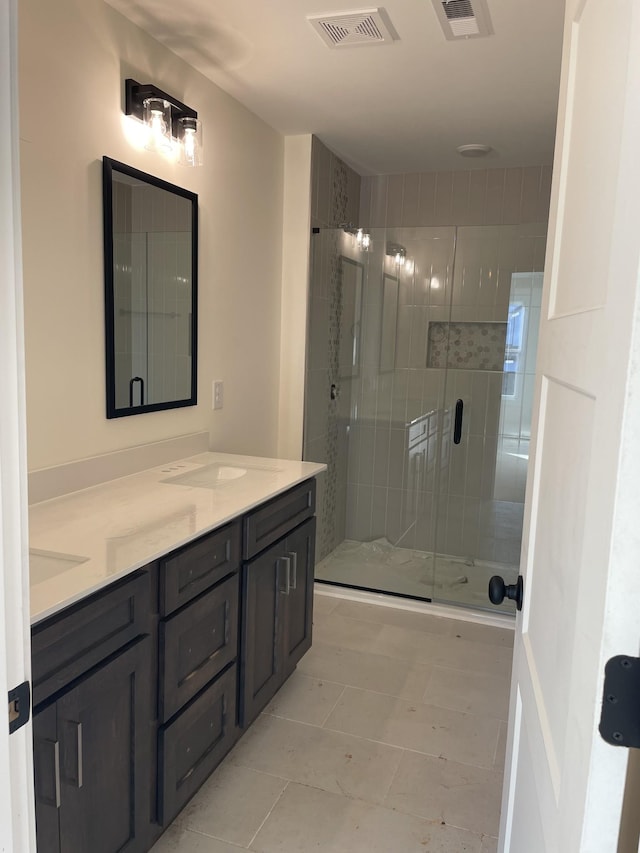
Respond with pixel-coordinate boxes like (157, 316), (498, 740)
(288, 552), (298, 591)
(224, 600), (230, 645)
(35, 738), (61, 809)
(63, 721), (83, 789)
(279, 556), (291, 596)
(76, 722), (83, 789)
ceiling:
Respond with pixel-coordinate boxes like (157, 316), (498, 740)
(106, 0), (565, 175)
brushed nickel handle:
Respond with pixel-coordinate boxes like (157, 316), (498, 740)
(35, 738), (61, 809)
(75, 722), (83, 789)
(63, 721), (83, 788)
(288, 551), (298, 591)
(279, 556), (291, 595)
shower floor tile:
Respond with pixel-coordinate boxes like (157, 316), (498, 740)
(315, 537), (518, 612)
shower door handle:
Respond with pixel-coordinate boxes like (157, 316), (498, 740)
(453, 399), (464, 445)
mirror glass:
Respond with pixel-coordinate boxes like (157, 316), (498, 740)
(103, 157), (197, 418)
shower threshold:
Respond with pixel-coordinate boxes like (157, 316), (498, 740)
(315, 538), (518, 613)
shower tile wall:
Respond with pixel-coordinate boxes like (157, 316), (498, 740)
(361, 166), (553, 229)
(304, 137), (361, 561)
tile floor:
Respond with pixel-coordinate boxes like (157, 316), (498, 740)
(151, 592), (514, 853)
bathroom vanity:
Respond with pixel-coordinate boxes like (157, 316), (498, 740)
(28, 453), (324, 852)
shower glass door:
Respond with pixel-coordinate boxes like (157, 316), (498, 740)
(306, 223), (546, 613)
(307, 225), (456, 601)
(431, 224), (546, 611)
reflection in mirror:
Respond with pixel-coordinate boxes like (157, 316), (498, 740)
(339, 257), (363, 379)
(103, 157), (198, 418)
(379, 272), (398, 372)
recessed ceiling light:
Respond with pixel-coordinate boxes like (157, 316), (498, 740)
(456, 143), (492, 158)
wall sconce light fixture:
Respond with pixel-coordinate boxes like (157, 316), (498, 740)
(386, 242), (406, 266)
(125, 79), (203, 166)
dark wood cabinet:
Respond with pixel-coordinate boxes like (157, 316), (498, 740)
(32, 477), (317, 853)
(281, 518), (315, 678)
(241, 516), (316, 727)
(33, 637), (151, 853)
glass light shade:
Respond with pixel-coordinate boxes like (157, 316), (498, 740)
(143, 98), (173, 153)
(178, 116), (203, 167)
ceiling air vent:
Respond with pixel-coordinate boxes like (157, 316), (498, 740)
(307, 8), (397, 48)
(433, 0), (493, 40)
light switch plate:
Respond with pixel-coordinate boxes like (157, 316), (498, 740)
(213, 380), (224, 410)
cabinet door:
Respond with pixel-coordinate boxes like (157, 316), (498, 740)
(241, 539), (287, 727)
(282, 517), (316, 678)
(56, 638), (151, 853)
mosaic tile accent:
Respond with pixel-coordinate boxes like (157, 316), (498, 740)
(331, 158), (349, 226)
(427, 322), (507, 371)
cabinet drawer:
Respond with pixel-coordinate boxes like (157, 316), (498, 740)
(243, 479), (316, 560)
(159, 573), (239, 723)
(160, 521), (241, 616)
(31, 570), (151, 708)
(158, 664), (238, 825)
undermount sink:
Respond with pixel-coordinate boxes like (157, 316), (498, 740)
(161, 463), (248, 489)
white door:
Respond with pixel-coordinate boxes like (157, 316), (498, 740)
(0, 0), (36, 850)
(500, 1), (640, 850)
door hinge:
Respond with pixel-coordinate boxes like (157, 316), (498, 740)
(600, 656), (640, 748)
(8, 681), (30, 734)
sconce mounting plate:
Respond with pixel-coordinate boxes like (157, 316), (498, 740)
(125, 78), (197, 137)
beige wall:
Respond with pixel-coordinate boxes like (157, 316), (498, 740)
(277, 135), (313, 460)
(19, 0), (285, 470)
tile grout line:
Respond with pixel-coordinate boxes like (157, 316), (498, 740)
(316, 720), (500, 773)
(319, 684), (347, 728)
(242, 710), (500, 773)
(297, 666), (509, 718)
(246, 780), (291, 850)
(380, 746), (406, 807)
(183, 827), (248, 849)
(492, 719), (506, 767)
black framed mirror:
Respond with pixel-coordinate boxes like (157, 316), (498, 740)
(103, 157), (198, 418)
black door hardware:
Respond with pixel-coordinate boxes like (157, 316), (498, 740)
(599, 655), (640, 748)
(453, 399), (464, 445)
(488, 575), (524, 611)
(8, 681), (30, 734)
(330, 384), (338, 400)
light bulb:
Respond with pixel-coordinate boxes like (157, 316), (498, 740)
(178, 117), (203, 167)
(361, 232), (371, 250)
(143, 98), (172, 153)
(183, 128), (196, 166)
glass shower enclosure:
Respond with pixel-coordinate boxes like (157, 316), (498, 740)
(303, 223), (546, 612)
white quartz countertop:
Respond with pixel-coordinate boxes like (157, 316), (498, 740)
(29, 452), (326, 625)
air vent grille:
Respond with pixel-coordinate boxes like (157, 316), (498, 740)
(443, 0), (475, 19)
(433, 0), (493, 40)
(308, 8), (397, 48)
